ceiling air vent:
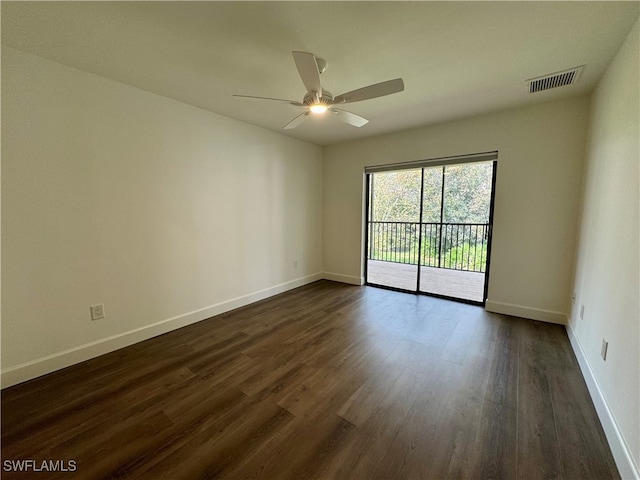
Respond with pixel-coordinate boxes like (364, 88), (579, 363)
(526, 66), (584, 93)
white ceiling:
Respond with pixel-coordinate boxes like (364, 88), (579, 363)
(2, 1), (638, 146)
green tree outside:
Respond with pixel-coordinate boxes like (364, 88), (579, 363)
(368, 162), (492, 271)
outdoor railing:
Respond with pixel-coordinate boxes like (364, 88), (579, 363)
(368, 221), (489, 273)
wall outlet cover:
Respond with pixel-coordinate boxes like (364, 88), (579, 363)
(90, 304), (105, 321)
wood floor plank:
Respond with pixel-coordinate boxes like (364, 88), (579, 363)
(1, 281), (619, 479)
(221, 414), (356, 480)
(471, 317), (520, 479)
(439, 310), (480, 365)
(336, 363), (404, 427)
(373, 359), (461, 480)
(422, 336), (497, 479)
(137, 402), (293, 480)
(517, 321), (563, 479)
(327, 367), (431, 480)
(549, 364), (618, 479)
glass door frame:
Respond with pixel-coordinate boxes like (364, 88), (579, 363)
(364, 155), (498, 307)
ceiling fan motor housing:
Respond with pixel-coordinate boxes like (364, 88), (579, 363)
(303, 90), (333, 106)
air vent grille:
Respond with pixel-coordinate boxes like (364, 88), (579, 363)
(526, 66), (584, 93)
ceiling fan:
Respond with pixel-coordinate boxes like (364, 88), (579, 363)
(233, 51), (404, 129)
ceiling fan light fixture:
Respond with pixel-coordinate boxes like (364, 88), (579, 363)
(233, 51), (404, 130)
(309, 104), (328, 114)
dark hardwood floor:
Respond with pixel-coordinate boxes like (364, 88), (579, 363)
(1, 280), (619, 479)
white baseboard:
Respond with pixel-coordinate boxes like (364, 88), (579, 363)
(485, 300), (567, 325)
(1, 272), (323, 389)
(322, 272), (364, 286)
(567, 324), (639, 480)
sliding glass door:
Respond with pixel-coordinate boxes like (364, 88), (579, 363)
(366, 169), (422, 290)
(366, 159), (496, 304)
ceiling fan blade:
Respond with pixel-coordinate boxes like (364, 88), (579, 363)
(292, 51), (322, 97)
(330, 108), (369, 127)
(233, 94), (304, 107)
(284, 111), (310, 130)
(331, 78), (404, 104)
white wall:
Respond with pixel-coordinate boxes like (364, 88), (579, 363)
(323, 96), (589, 323)
(568, 19), (639, 479)
(1, 47), (323, 386)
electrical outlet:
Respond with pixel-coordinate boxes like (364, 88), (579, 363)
(580, 304), (585, 320)
(601, 339), (608, 361)
(293, 259), (298, 269)
(90, 304), (105, 321)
